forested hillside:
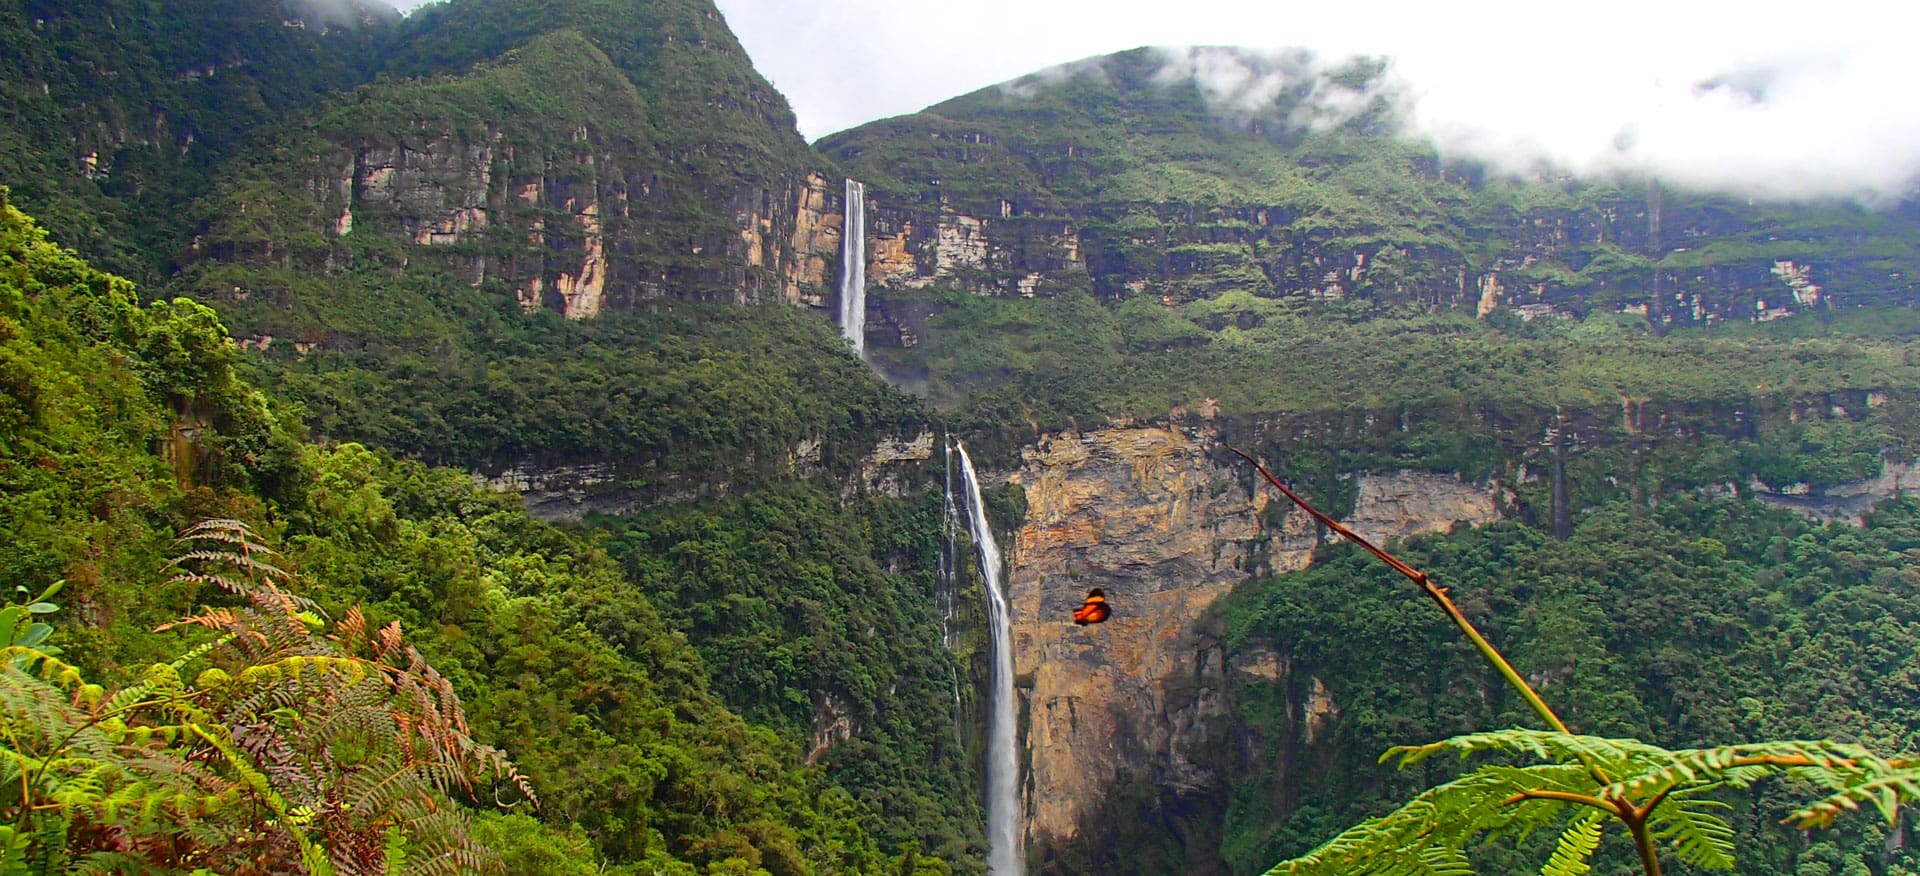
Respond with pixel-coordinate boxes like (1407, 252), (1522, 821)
(1209, 495), (1920, 875)
(0, 0), (394, 282)
(0, 187), (972, 872)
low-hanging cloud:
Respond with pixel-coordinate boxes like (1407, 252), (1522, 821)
(712, 0), (1920, 205)
(1394, 44), (1920, 203)
(291, 0), (398, 26)
(1149, 46), (1394, 132)
(1140, 12), (1920, 204)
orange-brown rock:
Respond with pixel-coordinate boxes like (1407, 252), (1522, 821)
(783, 172), (840, 306)
(1002, 426), (1508, 853)
(1009, 426), (1314, 847)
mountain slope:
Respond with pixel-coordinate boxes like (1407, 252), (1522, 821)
(180, 0), (842, 313)
(0, 186), (954, 873)
(0, 0), (396, 281)
(822, 47), (1920, 325)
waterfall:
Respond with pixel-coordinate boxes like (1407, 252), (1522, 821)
(942, 443), (964, 745)
(839, 179), (867, 357)
(954, 441), (1022, 876)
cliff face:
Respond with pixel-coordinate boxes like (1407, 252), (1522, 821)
(187, 25), (850, 324)
(821, 48), (1920, 326)
(1000, 425), (1506, 864)
(862, 195), (1087, 297)
(0, 0), (394, 280)
(480, 428), (936, 522)
(292, 132), (839, 314)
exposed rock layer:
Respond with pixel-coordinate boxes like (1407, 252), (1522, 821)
(1000, 426), (1506, 856)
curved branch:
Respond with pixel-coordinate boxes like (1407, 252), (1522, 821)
(1225, 446), (1580, 743)
(1503, 788), (1616, 814)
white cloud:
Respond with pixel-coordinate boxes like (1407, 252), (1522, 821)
(711, 0), (1920, 202)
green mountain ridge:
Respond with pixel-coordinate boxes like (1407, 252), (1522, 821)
(825, 46), (1920, 324)
(0, 0), (395, 279)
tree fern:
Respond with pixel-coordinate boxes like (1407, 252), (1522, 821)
(2, 519), (534, 874)
(1541, 809), (1604, 876)
(1231, 448), (1920, 876)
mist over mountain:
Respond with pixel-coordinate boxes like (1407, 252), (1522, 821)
(1000, 43), (1920, 204)
(722, 1), (1918, 203)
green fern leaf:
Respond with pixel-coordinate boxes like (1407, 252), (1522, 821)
(1787, 765), (1920, 828)
(1539, 809), (1603, 876)
(1650, 794), (1736, 870)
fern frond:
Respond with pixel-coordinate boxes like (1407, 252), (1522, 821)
(1599, 739), (1886, 803)
(1786, 764), (1920, 828)
(1650, 794), (1736, 870)
(2, 647), (88, 689)
(153, 609), (241, 633)
(1541, 809), (1604, 876)
(1265, 761), (1592, 875)
(1389, 729), (1665, 778)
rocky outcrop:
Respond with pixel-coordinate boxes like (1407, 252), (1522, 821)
(783, 172), (843, 307)
(856, 430), (936, 498)
(805, 693), (857, 766)
(1346, 470), (1510, 546)
(1751, 455), (1920, 524)
(859, 196), (1087, 296)
(1001, 425), (1506, 855)
(480, 430), (937, 521)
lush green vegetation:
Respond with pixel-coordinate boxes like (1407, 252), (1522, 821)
(1216, 494), (1920, 874)
(824, 47), (1920, 318)
(600, 484), (984, 867)
(0, 189), (962, 874)
(15, 5), (1920, 875)
(877, 286), (1920, 494)
(0, 0), (394, 283)
(4, 521), (529, 876)
(251, 297), (923, 473)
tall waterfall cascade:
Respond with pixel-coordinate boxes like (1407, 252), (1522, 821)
(839, 179), (867, 357)
(954, 441), (1022, 876)
(941, 443), (964, 745)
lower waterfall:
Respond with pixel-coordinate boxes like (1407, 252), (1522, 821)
(953, 441), (1021, 875)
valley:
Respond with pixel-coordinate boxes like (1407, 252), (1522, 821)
(5, 2), (1920, 874)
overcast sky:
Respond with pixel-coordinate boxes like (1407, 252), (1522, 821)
(388, 0), (1920, 201)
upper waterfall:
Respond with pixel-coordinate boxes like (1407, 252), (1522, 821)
(839, 179), (867, 357)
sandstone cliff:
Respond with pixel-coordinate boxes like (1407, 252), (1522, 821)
(821, 48), (1920, 327)
(183, 11), (855, 327)
(995, 425), (1507, 866)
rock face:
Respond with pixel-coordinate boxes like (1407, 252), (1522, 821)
(186, 19), (853, 322)
(1751, 455), (1920, 524)
(860, 195), (1087, 297)
(231, 121), (844, 316)
(1001, 426), (1507, 861)
(784, 172), (843, 307)
(821, 48), (1920, 325)
(480, 430), (937, 521)
(1346, 470), (1508, 546)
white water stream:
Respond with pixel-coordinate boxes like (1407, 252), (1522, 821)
(953, 441), (1021, 875)
(839, 179), (867, 357)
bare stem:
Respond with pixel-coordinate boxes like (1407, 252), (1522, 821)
(1226, 445), (1688, 871)
(1625, 812), (1666, 876)
(1225, 446), (1571, 735)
